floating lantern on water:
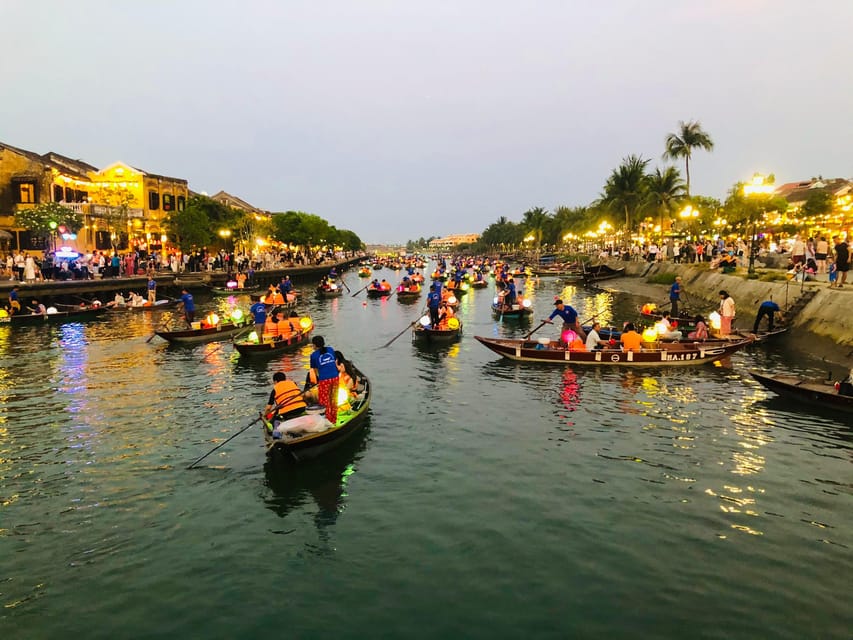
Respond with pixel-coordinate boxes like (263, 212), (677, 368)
(709, 311), (722, 331)
(299, 316), (312, 330)
(643, 327), (659, 342)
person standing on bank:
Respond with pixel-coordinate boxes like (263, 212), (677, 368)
(310, 335), (340, 425)
(753, 298), (783, 333)
(669, 276), (683, 317)
(718, 290), (736, 336)
(830, 235), (849, 288)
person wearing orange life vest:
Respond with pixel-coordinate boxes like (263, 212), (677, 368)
(263, 309), (282, 341)
(264, 372), (307, 421)
(277, 310), (298, 339)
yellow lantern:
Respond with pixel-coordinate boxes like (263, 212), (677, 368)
(299, 316), (313, 330)
(642, 327), (658, 342)
(709, 311), (721, 331)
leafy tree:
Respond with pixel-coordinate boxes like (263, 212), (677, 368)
(521, 206), (551, 247)
(166, 204), (213, 251)
(337, 229), (364, 252)
(14, 201), (83, 236)
(645, 166), (686, 234)
(722, 181), (788, 235)
(801, 190), (834, 219)
(600, 154), (650, 232)
(663, 120), (714, 197)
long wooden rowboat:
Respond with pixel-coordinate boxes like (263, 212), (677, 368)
(366, 288), (392, 298)
(474, 335), (754, 366)
(210, 284), (262, 296)
(233, 323), (313, 357)
(1, 306), (108, 326)
(413, 321), (462, 343)
(108, 298), (180, 312)
(396, 287), (422, 302)
(750, 371), (853, 413)
(154, 319), (253, 344)
(263, 369), (371, 462)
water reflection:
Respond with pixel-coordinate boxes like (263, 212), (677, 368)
(262, 425), (369, 542)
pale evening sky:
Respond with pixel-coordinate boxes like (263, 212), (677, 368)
(1, 0), (851, 244)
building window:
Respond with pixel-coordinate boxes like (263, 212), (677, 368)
(15, 182), (37, 204)
(177, 196), (185, 211)
(148, 190), (160, 210)
(54, 184), (64, 202)
(162, 194), (174, 212)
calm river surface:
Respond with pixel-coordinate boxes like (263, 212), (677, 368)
(1, 265), (851, 639)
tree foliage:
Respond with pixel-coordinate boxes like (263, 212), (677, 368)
(663, 120), (714, 197)
(801, 190), (834, 218)
(14, 201), (83, 235)
(600, 154), (651, 230)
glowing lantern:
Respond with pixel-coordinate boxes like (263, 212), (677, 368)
(448, 295), (457, 304)
(0, 309), (7, 318)
(248, 331), (259, 343)
(709, 311), (722, 331)
(642, 303), (656, 314)
(231, 309), (244, 321)
(642, 327), (659, 342)
(299, 316), (312, 330)
(493, 296), (500, 304)
(461, 283), (469, 291)
(330, 283), (338, 290)
(226, 280), (237, 289)
(562, 329), (577, 344)
(207, 313), (220, 325)
(522, 299), (532, 308)
(337, 387), (350, 406)
(419, 315), (431, 326)
(46, 307), (58, 314)
(447, 317), (460, 330)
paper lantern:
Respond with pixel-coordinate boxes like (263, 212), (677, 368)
(299, 316), (312, 330)
(420, 315), (431, 326)
(643, 327), (659, 342)
(709, 311), (721, 330)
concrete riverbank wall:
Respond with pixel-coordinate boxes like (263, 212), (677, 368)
(607, 260), (852, 349)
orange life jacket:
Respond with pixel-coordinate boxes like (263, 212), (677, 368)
(264, 318), (279, 337)
(273, 380), (307, 415)
(271, 292), (285, 304)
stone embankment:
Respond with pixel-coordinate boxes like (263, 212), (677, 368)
(600, 260), (852, 349)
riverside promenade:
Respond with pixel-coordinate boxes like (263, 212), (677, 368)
(0, 255), (366, 302)
(597, 259), (852, 351)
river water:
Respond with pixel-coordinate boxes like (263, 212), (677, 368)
(1, 265), (850, 639)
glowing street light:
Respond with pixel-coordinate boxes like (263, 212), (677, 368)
(743, 173), (774, 274)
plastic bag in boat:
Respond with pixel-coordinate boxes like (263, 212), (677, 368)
(273, 413), (334, 437)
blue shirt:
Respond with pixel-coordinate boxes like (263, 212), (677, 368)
(759, 300), (780, 312)
(281, 280), (292, 293)
(310, 346), (338, 381)
(249, 301), (267, 324)
(180, 292), (195, 312)
(10, 290), (19, 302)
(427, 291), (441, 309)
(549, 305), (578, 323)
(669, 281), (681, 300)
(148, 279), (156, 290)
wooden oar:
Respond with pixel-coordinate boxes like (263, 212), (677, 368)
(524, 320), (549, 340)
(338, 278), (351, 293)
(187, 409), (277, 469)
(351, 282), (371, 297)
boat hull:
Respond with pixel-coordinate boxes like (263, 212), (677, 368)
(491, 303), (533, 318)
(366, 289), (392, 298)
(316, 288), (343, 298)
(474, 335), (753, 366)
(413, 324), (461, 343)
(750, 372), (853, 413)
(234, 327), (313, 357)
(264, 373), (371, 462)
(155, 320), (252, 344)
(1, 307), (108, 325)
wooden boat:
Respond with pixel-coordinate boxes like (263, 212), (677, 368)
(735, 327), (788, 343)
(474, 335), (754, 366)
(413, 318), (462, 343)
(396, 285), (422, 302)
(366, 286), (392, 298)
(430, 271), (447, 281)
(153, 319), (253, 344)
(491, 301), (534, 318)
(210, 284), (262, 295)
(581, 263), (626, 283)
(470, 279), (488, 289)
(125, 298), (179, 312)
(639, 308), (701, 332)
(750, 371), (853, 414)
(263, 368), (371, 462)
(316, 285), (344, 298)
(358, 267), (371, 277)
(0, 305), (108, 326)
(445, 282), (469, 296)
(233, 318), (314, 357)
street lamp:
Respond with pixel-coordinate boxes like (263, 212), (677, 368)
(743, 174), (774, 274)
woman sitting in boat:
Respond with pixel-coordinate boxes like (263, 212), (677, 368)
(276, 310), (299, 339)
(128, 292), (146, 307)
(263, 310), (283, 341)
(688, 315), (709, 340)
(655, 312), (683, 340)
(436, 302), (455, 329)
(265, 372), (307, 421)
(336, 351), (359, 397)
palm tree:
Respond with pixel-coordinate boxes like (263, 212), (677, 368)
(600, 155), (650, 233)
(522, 206), (551, 249)
(663, 120), (714, 197)
(646, 166), (686, 237)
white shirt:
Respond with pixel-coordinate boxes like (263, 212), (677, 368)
(585, 329), (602, 350)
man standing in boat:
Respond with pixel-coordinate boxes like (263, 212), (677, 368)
(427, 284), (441, 328)
(310, 335), (340, 425)
(178, 288), (196, 328)
(147, 275), (157, 304)
(545, 299), (586, 341)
